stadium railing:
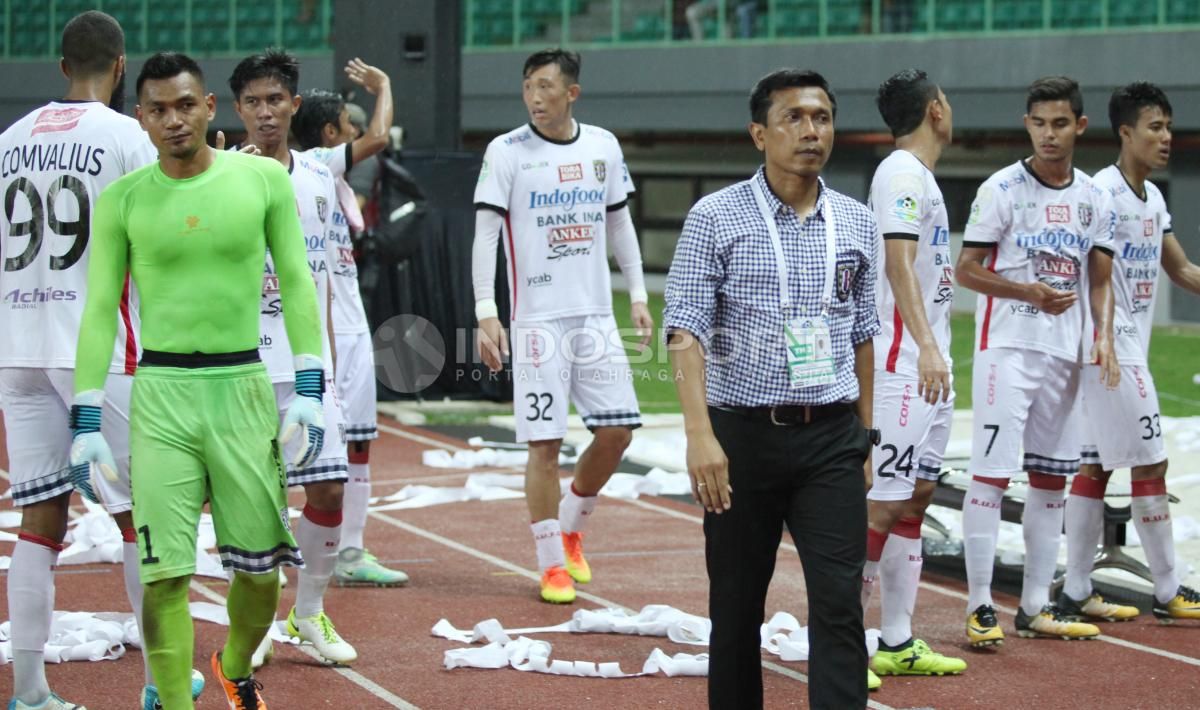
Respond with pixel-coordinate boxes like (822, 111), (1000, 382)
(461, 0), (1200, 49)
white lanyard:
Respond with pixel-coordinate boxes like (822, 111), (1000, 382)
(750, 176), (837, 316)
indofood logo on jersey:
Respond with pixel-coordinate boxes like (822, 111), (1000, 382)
(528, 187), (605, 211)
(1015, 227), (1090, 252)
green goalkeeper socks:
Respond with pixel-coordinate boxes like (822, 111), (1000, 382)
(142, 576), (195, 709)
(221, 570), (281, 679)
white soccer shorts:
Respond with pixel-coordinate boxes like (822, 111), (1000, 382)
(510, 313), (641, 443)
(1080, 364), (1166, 470)
(967, 347), (1081, 477)
(0, 368), (133, 513)
(334, 331), (378, 442)
(868, 371), (954, 502)
(274, 378), (349, 486)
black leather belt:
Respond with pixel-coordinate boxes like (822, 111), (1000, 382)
(716, 402), (854, 426)
(140, 349), (260, 368)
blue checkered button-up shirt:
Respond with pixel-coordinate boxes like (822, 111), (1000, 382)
(664, 168), (880, 407)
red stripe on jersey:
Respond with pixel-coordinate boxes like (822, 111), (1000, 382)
(503, 214), (517, 321)
(979, 244), (999, 351)
(885, 306), (904, 373)
(119, 275), (137, 374)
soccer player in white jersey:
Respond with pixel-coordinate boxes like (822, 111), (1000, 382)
(956, 76), (1119, 646)
(1061, 82), (1200, 623)
(228, 50), (358, 667)
(0, 12), (207, 710)
(472, 49), (653, 603)
(863, 69), (966, 684)
(290, 72), (406, 588)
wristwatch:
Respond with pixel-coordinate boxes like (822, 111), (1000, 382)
(866, 427), (881, 446)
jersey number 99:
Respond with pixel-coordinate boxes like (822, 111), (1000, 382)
(4, 176), (90, 272)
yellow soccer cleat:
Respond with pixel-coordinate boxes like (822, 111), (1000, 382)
(867, 668), (882, 691)
(540, 565), (576, 604)
(872, 638), (967, 676)
(1057, 591), (1139, 622)
(562, 531), (592, 584)
(1015, 604), (1100, 640)
(966, 604), (1005, 648)
(1153, 585), (1200, 623)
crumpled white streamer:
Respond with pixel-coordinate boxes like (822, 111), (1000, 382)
(434, 605), (879, 677)
(0, 611), (136, 665)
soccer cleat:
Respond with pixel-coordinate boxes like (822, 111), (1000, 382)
(251, 631), (274, 670)
(1057, 591), (1139, 622)
(286, 607), (358, 664)
(141, 668), (205, 709)
(212, 651), (266, 710)
(539, 565), (576, 604)
(1153, 584), (1200, 623)
(562, 531), (592, 584)
(867, 668), (881, 691)
(6, 694), (85, 710)
(1015, 604), (1100, 640)
(966, 604), (1004, 647)
(872, 638), (967, 676)
(333, 548), (409, 587)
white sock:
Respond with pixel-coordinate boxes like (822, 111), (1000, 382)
(340, 463), (371, 552)
(1063, 477), (1105, 601)
(1131, 479), (1179, 604)
(964, 477), (1006, 611)
(294, 506), (342, 618)
(122, 539), (153, 686)
(531, 519), (565, 571)
(862, 527), (888, 613)
(559, 484), (598, 534)
(8, 536), (57, 704)
(1020, 485), (1066, 615)
(880, 519), (923, 647)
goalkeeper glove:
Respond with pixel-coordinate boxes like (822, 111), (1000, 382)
(68, 389), (118, 505)
(279, 354), (326, 468)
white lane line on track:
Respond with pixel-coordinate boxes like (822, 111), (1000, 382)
(0, 468), (420, 709)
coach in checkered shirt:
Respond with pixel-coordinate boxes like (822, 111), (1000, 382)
(664, 69), (880, 709)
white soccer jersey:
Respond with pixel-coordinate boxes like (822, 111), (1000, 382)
(963, 160), (1115, 361)
(0, 101), (155, 372)
(305, 144), (370, 335)
(474, 121), (635, 322)
(867, 149), (953, 376)
(1084, 165), (1171, 366)
(259, 150), (337, 381)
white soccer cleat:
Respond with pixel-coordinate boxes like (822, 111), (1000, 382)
(286, 607), (358, 664)
(251, 630), (275, 670)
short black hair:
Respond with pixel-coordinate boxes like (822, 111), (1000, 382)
(876, 68), (940, 138)
(523, 48), (581, 84)
(1027, 75), (1083, 118)
(136, 51), (205, 98)
(61, 11), (124, 76)
(228, 48), (300, 100)
(749, 69), (837, 125)
(293, 89), (344, 150)
(1108, 81), (1172, 138)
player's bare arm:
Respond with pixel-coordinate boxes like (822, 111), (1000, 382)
(343, 57), (392, 164)
(668, 329), (730, 514)
(956, 245), (1077, 315)
(885, 238), (949, 403)
(1162, 233), (1200, 295)
(1087, 248), (1119, 388)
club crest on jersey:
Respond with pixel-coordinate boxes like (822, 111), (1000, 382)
(593, 159), (606, 183)
(1046, 204), (1070, 223)
(315, 196), (328, 223)
(835, 260), (856, 301)
(1077, 203), (1093, 228)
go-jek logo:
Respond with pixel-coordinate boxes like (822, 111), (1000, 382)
(1015, 227), (1090, 252)
(528, 186), (605, 211)
(4, 286), (77, 308)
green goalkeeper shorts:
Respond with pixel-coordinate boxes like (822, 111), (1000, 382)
(129, 360), (301, 584)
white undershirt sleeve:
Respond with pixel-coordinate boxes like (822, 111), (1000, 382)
(606, 205), (648, 304)
(472, 208), (505, 320)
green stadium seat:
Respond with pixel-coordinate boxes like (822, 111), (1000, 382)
(776, 7), (819, 37)
(1110, 0), (1157, 26)
(193, 27), (232, 54)
(1052, 0), (1101, 28)
(993, 0), (1044, 30)
(826, 3), (864, 35)
(627, 13), (665, 41)
(518, 17), (545, 40)
(146, 27), (186, 53)
(1168, 0), (1200, 23)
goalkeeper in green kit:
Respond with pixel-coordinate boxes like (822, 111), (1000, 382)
(70, 52), (324, 710)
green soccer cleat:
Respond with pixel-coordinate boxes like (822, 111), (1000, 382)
(872, 638), (967, 676)
(334, 548), (409, 587)
(867, 668), (882, 691)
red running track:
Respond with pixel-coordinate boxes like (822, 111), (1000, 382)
(1, 415), (1198, 708)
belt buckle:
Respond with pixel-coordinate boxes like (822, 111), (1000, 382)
(769, 406), (784, 426)
(769, 406), (810, 426)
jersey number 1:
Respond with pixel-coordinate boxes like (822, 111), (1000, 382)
(3, 176), (90, 272)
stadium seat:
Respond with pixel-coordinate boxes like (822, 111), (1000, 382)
(776, 7), (819, 37)
(993, 0), (1045, 30)
(1052, 0), (1101, 28)
(826, 2), (864, 36)
(1110, 0), (1157, 26)
(1168, 0), (1200, 23)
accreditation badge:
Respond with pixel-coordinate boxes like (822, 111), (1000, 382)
(785, 316), (836, 388)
